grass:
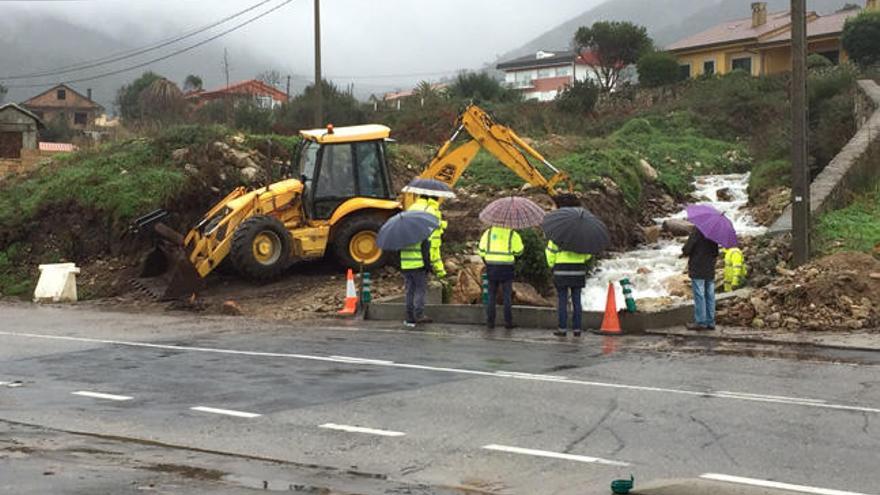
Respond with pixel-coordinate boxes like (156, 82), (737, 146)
(815, 184), (880, 255)
(748, 159), (791, 202)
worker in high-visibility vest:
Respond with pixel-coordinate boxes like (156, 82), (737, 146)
(407, 196), (447, 279)
(546, 240), (592, 337)
(722, 247), (747, 292)
(479, 225), (524, 329)
(399, 234), (438, 328)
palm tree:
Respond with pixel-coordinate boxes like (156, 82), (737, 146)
(139, 78), (187, 121)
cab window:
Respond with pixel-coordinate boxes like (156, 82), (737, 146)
(354, 141), (389, 198)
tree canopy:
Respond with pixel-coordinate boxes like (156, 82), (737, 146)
(183, 74), (203, 93)
(449, 71), (519, 103)
(636, 51), (683, 88)
(574, 21), (652, 92)
(116, 71), (163, 121)
(841, 10), (880, 68)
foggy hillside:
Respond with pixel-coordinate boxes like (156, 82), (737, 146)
(0, 7), (287, 113)
(501, 0), (858, 61)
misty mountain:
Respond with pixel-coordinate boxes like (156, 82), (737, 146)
(0, 7), (286, 113)
(500, 0), (858, 61)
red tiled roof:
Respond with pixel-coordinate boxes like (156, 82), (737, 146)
(667, 11), (793, 51)
(762, 8), (859, 43)
(188, 79), (287, 102)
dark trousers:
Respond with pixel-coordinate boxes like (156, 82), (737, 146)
(556, 285), (583, 330)
(404, 269), (427, 323)
(487, 278), (513, 326)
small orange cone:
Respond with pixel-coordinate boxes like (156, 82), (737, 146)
(599, 282), (622, 335)
(338, 269), (358, 315)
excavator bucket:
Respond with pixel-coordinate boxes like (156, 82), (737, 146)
(131, 209), (205, 301)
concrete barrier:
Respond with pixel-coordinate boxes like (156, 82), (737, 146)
(365, 290), (746, 333)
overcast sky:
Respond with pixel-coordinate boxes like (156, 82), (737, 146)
(7, 0), (602, 90)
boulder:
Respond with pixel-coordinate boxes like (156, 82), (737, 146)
(642, 225), (661, 244)
(637, 266), (652, 275)
(716, 187), (734, 202)
(662, 219), (694, 236)
(638, 159), (658, 182)
(183, 163), (199, 176)
(451, 263), (483, 305)
(172, 148), (189, 162)
(749, 294), (772, 316)
(663, 273), (691, 298)
(220, 300), (243, 316)
(511, 282), (553, 307)
(240, 166), (261, 182)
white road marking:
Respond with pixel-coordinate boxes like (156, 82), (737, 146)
(71, 391), (132, 401)
(190, 406), (261, 418)
(482, 444), (630, 467)
(495, 371), (569, 381)
(2, 330), (878, 415)
(716, 391), (827, 403)
(701, 473), (875, 495)
(319, 423), (405, 437)
(329, 355), (394, 365)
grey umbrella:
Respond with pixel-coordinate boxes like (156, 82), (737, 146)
(541, 207), (610, 254)
(376, 211), (440, 251)
(401, 178), (456, 199)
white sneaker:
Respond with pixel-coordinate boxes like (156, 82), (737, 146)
(403, 321), (417, 328)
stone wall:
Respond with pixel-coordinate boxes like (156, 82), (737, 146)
(0, 149), (47, 177)
(769, 80), (880, 234)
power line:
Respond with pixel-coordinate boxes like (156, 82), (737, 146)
(3, 0), (295, 89)
(0, 0), (275, 81)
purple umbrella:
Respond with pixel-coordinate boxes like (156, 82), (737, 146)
(686, 204), (737, 248)
(479, 196), (546, 229)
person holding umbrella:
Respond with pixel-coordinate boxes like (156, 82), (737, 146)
(682, 204), (737, 331)
(377, 210), (441, 328)
(478, 197), (544, 329)
(403, 178), (455, 281)
(542, 195), (610, 337)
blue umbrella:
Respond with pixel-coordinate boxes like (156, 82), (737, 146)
(377, 211), (440, 251)
(401, 178), (456, 199)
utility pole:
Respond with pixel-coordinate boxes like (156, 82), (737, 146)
(314, 0), (323, 127)
(223, 48), (230, 88)
(286, 75), (291, 101)
(790, 0), (810, 265)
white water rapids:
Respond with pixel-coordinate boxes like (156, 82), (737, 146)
(581, 173), (767, 311)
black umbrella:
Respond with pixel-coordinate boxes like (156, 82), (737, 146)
(401, 178), (456, 199)
(377, 211), (440, 251)
(541, 207), (610, 254)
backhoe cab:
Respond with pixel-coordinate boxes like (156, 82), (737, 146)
(134, 124), (400, 300)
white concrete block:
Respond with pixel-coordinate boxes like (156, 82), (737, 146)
(33, 263), (80, 303)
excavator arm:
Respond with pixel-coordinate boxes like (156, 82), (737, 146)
(416, 104), (573, 197)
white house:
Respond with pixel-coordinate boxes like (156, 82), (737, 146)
(496, 49), (601, 101)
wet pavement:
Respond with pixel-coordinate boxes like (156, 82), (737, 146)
(1, 303), (879, 494)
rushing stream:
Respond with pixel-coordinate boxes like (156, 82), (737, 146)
(581, 173), (767, 311)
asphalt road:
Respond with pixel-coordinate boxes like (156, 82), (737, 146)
(1, 303), (878, 494)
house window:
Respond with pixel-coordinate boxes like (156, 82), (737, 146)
(703, 60), (715, 75)
(514, 71), (533, 87)
(731, 57), (752, 74)
(679, 64), (692, 79)
(537, 67), (554, 78)
(57, 89), (66, 100)
(556, 66), (572, 77)
(74, 112), (88, 125)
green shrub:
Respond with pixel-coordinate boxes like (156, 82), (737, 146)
(450, 71), (521, 103)
(807, 53), (833, 69)
(842, 10), (880, 68)
(636, 51), (683, 88)
(555, 79), (600, 113)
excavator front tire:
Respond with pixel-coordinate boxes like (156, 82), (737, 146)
(332, 214), (390, 270)
(230, 215), (291, 281)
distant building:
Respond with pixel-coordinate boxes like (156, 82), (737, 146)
(380, 82), (449, 110)
(667, 1), (876, 78)
(496, 49), (601, 101)
(21, 84), (103, 129)
(0, 103), (47, 175)
(186, 79), (288, 109)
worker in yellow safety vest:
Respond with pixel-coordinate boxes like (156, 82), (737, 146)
(546, 240), (592, 337)
(722, 247), (746, 292)
(407, 196), (447, 279)
(479, 225), (524, 329)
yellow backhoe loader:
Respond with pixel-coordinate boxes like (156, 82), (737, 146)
(134, 104), (571, 300)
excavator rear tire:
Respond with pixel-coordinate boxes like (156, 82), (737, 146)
(230, 215), (292, 281)
(332, 214), (390, 270)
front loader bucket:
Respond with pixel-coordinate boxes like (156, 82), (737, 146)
(131, 209), (205, 301)
(132, 244), (205, 301)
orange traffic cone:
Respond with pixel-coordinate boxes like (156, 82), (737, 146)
(338, 269), (358, 315)
(599, 282), (622, 335)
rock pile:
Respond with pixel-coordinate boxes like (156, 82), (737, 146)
(718, 252), (880, 331)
